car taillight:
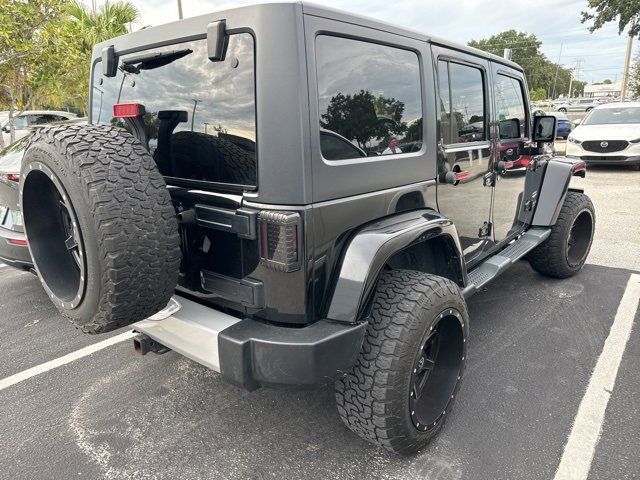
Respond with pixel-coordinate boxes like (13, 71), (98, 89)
(1, 173), (19, 183)
(113, 102), (145, 118)
(7, 238), (27, 246)
(258, 211), (301, 272)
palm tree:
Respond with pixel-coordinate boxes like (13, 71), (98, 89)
(66, 1), (139, 114)
(68, 1), (139, 54)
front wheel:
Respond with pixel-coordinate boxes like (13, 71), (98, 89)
(558, 107), (567, 113)
(335, 270), (468, 454)
(528, 191), (595, 278)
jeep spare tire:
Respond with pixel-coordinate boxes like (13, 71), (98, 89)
(20, 125), (181, 333)
(169, 131), (256, 185)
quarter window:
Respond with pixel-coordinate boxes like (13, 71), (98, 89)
(438, 61), (486, 144)
(495, 74), (528, 139)
(315, 35), (423, 159)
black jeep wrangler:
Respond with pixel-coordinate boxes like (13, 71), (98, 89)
(19, 3), (595, 454)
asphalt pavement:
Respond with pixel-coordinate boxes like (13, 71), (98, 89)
(0, 161), (639, 480)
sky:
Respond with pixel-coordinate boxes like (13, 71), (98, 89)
(94, 0), (633, 85)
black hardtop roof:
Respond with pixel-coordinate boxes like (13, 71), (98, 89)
(92, 1), (523, 72)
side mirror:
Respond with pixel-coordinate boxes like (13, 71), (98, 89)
(574, 118), (582, 126)
(498, 118), (521, 139)
(532, 115), (557, 142)
(207, 20), (228, 62)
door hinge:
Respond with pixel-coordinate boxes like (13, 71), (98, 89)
(478, 221), (492, 237)
(483, 171), (495, 187)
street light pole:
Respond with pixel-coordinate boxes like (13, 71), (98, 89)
(177, 0), (183, 20)
(621, 26), (634, 101)
(191, 99), (200, 131)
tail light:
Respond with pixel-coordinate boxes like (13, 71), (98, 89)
(1, 173), (19, 183)
(7, 238), (27, 246)
(113, 102), (145, 118)
(258, 211), (301, 272)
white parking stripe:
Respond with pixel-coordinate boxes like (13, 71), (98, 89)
(0, 330), (136, 391)
(554, 273), (640, 480)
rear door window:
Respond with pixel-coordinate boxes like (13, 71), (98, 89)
(437, 61), (486, 144)
(315, 35), (423, 158)
(92, 33), (257, 188)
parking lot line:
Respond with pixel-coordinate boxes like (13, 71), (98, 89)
(0, 330), (136, 391)
(554, 273), (640, 480)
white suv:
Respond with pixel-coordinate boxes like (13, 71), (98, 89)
(565, 102), (640, 168)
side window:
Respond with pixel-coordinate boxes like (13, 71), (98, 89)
(316, 35), (423, 158)
(438, 61), (486, 144)
(495, 74), (528, 139)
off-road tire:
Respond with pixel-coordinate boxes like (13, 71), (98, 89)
(528, 191), (595, 278)
(20, 124), (180, 333)
(335, 270), (468, 455)
(170, 131), (256, 185)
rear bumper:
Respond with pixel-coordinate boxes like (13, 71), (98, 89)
(0, 226), (32, 270)
(134, 295), (366, 391)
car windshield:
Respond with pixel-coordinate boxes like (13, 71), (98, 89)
(582, 106), (640, 125)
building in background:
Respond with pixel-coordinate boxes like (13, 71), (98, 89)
(584, 81), (622, 99)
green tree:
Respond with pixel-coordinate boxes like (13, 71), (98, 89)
(628, 53), (640, 97)
(66, 1), (139, 113)
(0, 0), (75, 145)
(530, 87), (548, 101)
(321, 90), (398, 149)
(468, 30), (586, 99)
(603, 79), (613, 84)
(581, 0), (640, 38)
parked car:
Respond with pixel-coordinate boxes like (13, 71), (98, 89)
(549, 111), (572, 139)
(555, 98), (600, 113)
(1, 110), (78, 146)
(566, 102), (640, 168)
(17, 3), (594, 454)
(532, 109), (571, 139)
(0, 118), (87, 270)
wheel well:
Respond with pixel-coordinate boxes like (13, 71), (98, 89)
(358, 235), (464, 320)
(394, 192), (425, 213)
(386, 235), (464, 286)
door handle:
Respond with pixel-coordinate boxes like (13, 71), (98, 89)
(440, 170), (470, 185)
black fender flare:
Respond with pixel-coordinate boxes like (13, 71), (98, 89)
(532, 156), (586, 226)
(325, 209), (464, 324)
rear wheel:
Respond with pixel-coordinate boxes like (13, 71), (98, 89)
(528, 191), (595, 278)
(20, 125), (181, 333)
(558, 107), (567, 113)
(335, 270), (468, 454)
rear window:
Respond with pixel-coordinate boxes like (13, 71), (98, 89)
(92, 33), (256, 188)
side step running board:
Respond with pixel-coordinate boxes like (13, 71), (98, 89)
(462, 227), (551, 298)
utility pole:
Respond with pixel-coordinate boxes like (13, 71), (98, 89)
(551, 42), (563, 100)
(177, 0), (183, 20)
(503, 48), (512, 61)
(621, 25), (634, 101)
